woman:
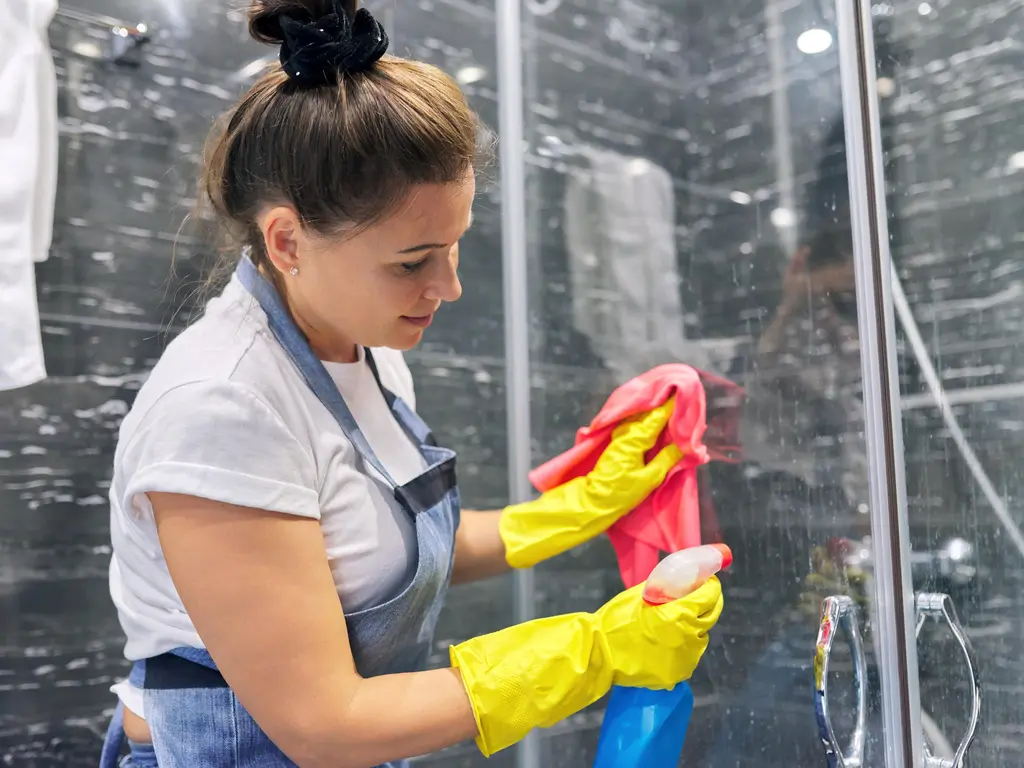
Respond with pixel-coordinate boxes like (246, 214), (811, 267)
(99, 2), (723, 766)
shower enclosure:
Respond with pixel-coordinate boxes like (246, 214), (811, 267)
(2, 0), (1021, 766)
(489, 0), (1021, 766)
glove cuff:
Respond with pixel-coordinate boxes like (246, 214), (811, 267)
(449, 643), (496, 756)
(450, 632), (547, 756)
(499, 480), (594, 569)
(449, 612), (610, 757)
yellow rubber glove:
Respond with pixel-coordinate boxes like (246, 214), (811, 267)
(500, 399), (682, 569)
(451, 576), (723, 757)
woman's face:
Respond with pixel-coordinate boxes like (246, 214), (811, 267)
(259, 173), (475, 362)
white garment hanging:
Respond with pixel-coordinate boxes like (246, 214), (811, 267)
(0, 0), (58, 390)
(563, 147), (707, 380)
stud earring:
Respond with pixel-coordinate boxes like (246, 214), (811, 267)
(289, 267), (299, 276)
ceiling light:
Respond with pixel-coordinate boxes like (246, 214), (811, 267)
(628, 159), (652, 175)
(71, 41), (103, 59)
(796, 28), (833, 55)
(771, 207), (796, 228)
(456, 66), (487, 84)
(876, 77), (896, 97)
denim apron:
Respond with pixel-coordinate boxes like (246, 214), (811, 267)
(99, 256), (460, 767)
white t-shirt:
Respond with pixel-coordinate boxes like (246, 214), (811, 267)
(108, 275), (425, 716)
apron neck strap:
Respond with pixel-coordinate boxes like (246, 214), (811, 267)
(235, 256), (399, 488)
(364, 347), (396, 409)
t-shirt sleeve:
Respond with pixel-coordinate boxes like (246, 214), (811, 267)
(122, 380), (320, 520)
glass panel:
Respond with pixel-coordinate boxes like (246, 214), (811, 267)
(877, 2), (1024, 766)
(517, 0), (908, 765)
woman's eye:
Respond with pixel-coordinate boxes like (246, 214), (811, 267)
(399, 259), (428, 274)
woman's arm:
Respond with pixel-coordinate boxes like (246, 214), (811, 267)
(451, 509), (509, 584)
(757, 246), (811, 360)
(151, 492), (478, 768)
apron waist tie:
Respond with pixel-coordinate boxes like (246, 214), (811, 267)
(145, 651), (229, 689)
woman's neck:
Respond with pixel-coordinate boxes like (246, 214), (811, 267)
(286, 294), (359, 364)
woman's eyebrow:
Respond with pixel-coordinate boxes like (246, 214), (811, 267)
(396, 212), (474, 254)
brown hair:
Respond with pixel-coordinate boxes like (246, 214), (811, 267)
(197, 0), (486, 289)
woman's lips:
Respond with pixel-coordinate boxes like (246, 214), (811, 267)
(402, 314), (434, 328)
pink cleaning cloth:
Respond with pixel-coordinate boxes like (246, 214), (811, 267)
(529, 364), (744, 588)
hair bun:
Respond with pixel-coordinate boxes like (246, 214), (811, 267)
(249, 0), (388, 87)
(248, 0), (316, 45)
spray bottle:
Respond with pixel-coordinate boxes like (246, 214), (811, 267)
(592, 543), (732, 768)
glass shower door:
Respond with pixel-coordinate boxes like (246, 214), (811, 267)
(866, 0), (1024, 766)
(509, 0), (924, 765)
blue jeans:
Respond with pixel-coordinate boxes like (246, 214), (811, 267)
(143, 681), (304, 767)
(121, 741), (158, 768)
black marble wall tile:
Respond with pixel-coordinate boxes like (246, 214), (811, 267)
(1, 0), (511, 764)
(389, 4), (508, 361)
(36, 227), (203, 334)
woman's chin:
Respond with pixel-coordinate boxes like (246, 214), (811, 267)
(387, 327), (426, 351)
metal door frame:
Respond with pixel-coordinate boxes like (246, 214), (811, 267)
(835, 1), (924, 765)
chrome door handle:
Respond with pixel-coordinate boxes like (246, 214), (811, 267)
(916, 593), (982, 768)
(814, 595), (868, 768)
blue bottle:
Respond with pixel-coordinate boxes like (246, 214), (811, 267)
(593, 682), (694, 768)
(593, 543), (731, 767)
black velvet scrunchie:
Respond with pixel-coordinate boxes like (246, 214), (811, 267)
(279, 2), (389, 87)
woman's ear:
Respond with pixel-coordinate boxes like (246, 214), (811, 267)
(259, 206), (303, 276)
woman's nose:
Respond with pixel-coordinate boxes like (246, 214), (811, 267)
(424, 250), (462, 302)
